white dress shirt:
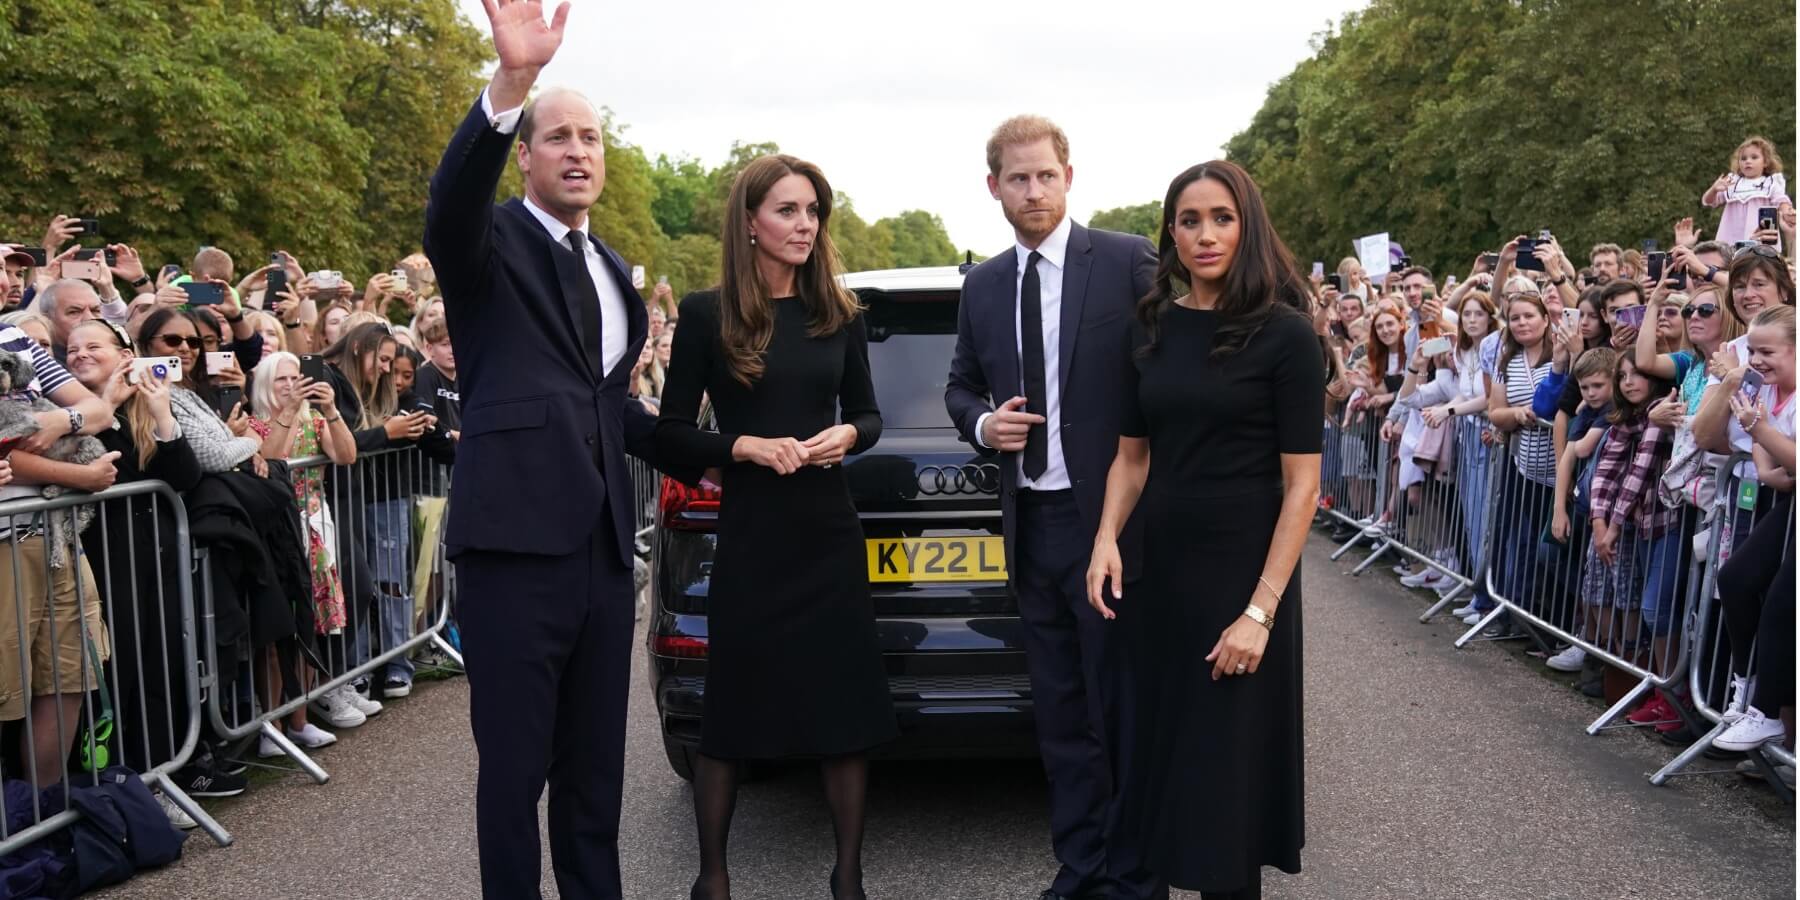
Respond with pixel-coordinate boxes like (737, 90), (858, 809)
(481, 89), (629, 377)
(975, 215), (1074, 491)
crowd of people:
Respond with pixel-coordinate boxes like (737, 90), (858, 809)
(1311, 135), (1797, 785)
(0, 217), (476, 838)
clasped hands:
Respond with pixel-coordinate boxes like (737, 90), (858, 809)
(732, 424), (857, 475)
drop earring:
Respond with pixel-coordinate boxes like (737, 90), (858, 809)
(750, 234), (757, 245)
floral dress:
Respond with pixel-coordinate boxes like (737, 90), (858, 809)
(250, 409), (348, 633)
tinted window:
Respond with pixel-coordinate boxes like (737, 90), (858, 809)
(859, 288), (959, 429)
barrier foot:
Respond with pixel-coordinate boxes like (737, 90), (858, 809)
(1418, 582), (1469, 624)
(147, 773), (233, 847)
(428, 632), (464, 669)
(1347, 538), (1396, 576)
(1649, 721), (1731, 786)
(1751, 750), (1796, 804)
(1586, 676), (1653, 735)
(1452, 605), (1507, 649)
(259, 721), (330, 785)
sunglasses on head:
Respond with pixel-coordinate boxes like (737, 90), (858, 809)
(1681, 303), (1719, 319)
(1739, 243), (1784, 261)
(156, 334), (205, 350)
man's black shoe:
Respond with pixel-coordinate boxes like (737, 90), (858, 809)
(171, 762), (247, 798)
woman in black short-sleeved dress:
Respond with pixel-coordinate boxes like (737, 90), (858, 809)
(655, 154), (895, 900)
(1086, 161), (1324, 900)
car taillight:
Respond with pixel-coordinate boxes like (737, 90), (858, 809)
(659, 475), (721, 531)
(652, 634), (709, 659)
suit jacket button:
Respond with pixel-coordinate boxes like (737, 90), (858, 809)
(586, 433), (597, 445)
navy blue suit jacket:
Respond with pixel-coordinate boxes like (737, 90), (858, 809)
(945, 222), (1157, 578)
(423, 97), (657, 568)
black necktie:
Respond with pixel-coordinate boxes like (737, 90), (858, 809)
(1020, 251), (1047, 480)
(565, 231), (604, 374)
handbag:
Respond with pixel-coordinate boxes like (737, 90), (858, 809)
(1657, 423), (1722, 512)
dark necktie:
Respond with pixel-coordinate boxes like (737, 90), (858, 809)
(565, 231), (604, 374)
(1020, 251), (1047, 480)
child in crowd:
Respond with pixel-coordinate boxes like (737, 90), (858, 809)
(1583, 356), (1677, 706)
(1713, 306), (1796, 753)
(1545, 348), (1617, 682)
(1703, 136), (1793, 248)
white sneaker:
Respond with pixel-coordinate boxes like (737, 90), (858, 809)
(287, 722), (339, 750)
(1714, 707), (1786, 752)
(1462, 611), (1483, 625)
(258, 735), (284, 758)
(1400, 568), (1443, 588)
(1545, 645), (1587, 672)
(345, 687), (383, 718)
(1450, 602), (1480, 617)
(1723, 675), (1753, 723)
(310, 686), (366, 729)
(1391, 563), (1414, 577)
(158, 793), (197, 830)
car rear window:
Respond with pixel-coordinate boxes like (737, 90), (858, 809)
(858, 288), (960, 430)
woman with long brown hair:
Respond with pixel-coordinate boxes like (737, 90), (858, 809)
(656, 154), (894, 900)
(1084, 160), (1321, 899)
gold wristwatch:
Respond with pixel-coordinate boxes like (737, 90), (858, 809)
(1241, 605), (1274, 631)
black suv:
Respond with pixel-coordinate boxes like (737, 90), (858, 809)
(645, 266), (1034, 780)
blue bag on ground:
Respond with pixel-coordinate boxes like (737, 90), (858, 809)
(60, 767), (188, 894)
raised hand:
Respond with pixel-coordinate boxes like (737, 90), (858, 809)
(484, 0), (571, 72)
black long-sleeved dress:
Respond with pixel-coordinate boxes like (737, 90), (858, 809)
(655, 291), (897, 759)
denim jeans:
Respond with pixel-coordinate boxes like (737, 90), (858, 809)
(1456, 430), (1492, 609)
(351, 499), (415, 683)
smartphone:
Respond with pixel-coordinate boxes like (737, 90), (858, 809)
(630, 265), (646, 290)
(1538, 228), (1553, 242)
(1740, 367), (1764, 400)
(74, 217), (99, 235)
(1562, 307), (1580, 328)
(657, 274), (669, 286)
(265, 267), (287, 304)
(1646, 251), (1667, 283)
(129, 356), (183, 384)
(1479, 252), (1500, 272)
(1419, 336), (1454, 357)
(13, 247), (48, 267)
(1514, 238), (1544, 271)
(73, 248), (117, 267)
(1347, 344), (1368, 367)
(1422, 285), (1437, 301)
(214, 385), (244, 420)
(205, 351), (236, 375)
(1326, 273), (1344, 293)
(62, 258), (103, 281)
(1668, 267), (1688, 291)
(1311, 261), (1325, 278)
(391, 267), (409, 286)
(181, 282), (225, 305)
(1641, 239), (1659, 253)
(298, 354), (329, 385)
(1397, 255), (1412, 270)
(159, 263), (182, 281)
(1614, 305), (1647, 329)
(0, 436), (22, 460)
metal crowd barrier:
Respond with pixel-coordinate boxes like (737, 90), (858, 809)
(200, 445), (460, 785)
(0, 482), (228, 855)
(1654, 455), (1795, 792)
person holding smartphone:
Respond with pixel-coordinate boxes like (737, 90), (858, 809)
(134, 308), (266, 476)
(1703, 137), (1793, 249)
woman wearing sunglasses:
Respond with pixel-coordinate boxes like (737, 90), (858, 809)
(1635, 284), (1744, 423)
(134, 307), (266, 476)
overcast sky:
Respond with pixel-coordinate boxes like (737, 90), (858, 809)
(453, 0), (1366, 255)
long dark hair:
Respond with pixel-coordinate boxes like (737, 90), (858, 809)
(716, 154), (860, 386)
(1136, 160), (1310, 358)
(322, 322), (398, 429)
(136, 307), (218, 411)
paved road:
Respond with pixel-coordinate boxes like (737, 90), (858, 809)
(103, 535), (1796, 899)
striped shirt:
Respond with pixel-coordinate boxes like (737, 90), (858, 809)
(1500, 349), (1555, 485)
(0, 325), (74, 396)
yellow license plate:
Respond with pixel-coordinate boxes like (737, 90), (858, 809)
(867, 537), (1006, 583)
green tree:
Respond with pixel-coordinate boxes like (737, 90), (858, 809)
(875, 210), (958, 268)
(652, 232), (722, 299)
(833, 194), (895, 272)
(1225, 0), (1794, 281)
(650, 154), (710, 238)
(1089, 202), (1163, 241)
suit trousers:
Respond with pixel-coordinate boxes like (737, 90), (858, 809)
(455, 513), (634, 900)
(1015, 488), (1159, 899)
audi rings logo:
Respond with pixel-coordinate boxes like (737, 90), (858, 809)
(916, 464), (1000, 496)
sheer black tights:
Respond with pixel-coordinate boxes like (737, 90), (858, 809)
(689, 752), (870, 900)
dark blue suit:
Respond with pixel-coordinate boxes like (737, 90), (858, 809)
(424, 95), (659, 900)
(945, 221), (1158, 899)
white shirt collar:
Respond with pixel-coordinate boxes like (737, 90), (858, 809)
(523, 196), (589, 247)
(1016, 215), (1073, 272)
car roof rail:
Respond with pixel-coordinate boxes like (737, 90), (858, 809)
(957, 251), (976, 275)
